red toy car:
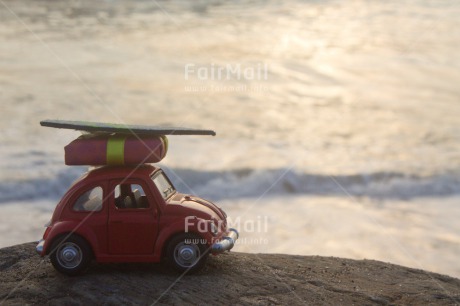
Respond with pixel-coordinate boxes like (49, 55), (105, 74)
(36, 120), (238, 275)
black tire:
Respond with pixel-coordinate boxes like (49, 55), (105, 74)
(49, 235), (93, 276)
(166, 233), (208, 274)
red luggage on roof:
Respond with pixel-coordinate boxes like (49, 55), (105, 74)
(64, 134), (168, 166)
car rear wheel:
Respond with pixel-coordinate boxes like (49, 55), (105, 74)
(166, 233), (208, 274)
(49, 235), (92, 276)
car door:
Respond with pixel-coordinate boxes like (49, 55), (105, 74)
(68, 184), (108, 254)
(108, 179), (158, 255)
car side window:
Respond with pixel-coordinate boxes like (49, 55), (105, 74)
(73, 186), (103, 212)
(114, 183), (149, 209)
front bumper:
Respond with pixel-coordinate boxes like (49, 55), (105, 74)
(36, 239), (45, 256)
(211, 228), (239, 254)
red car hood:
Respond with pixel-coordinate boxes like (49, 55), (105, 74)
(166, 193), (226, 221)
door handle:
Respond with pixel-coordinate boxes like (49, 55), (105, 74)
(111, 220), (123, 224)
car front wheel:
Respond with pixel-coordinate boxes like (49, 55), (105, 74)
(166, 233), (208, 274)
(49, 235), (92, 276)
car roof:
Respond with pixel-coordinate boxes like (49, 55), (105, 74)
(85, 164), (159, 180)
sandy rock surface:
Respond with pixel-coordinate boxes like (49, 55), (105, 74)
(0, 243), (459, 305)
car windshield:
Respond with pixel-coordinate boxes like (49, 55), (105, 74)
(152, 171), (176, 200)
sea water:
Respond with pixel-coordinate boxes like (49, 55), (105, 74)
(1, 0), (459, 277)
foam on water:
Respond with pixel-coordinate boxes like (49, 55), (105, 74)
(3, 165), (460, 204)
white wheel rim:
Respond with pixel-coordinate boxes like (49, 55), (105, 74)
(56, 242), (83, 269)
(173, 242), (200, 268)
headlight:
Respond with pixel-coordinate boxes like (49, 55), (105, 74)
(210, 222), (218, 236)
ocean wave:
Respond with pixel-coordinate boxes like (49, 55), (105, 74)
(1, 166), (458, 204)
(0, 167), (85, 204)
(166, 168), (460, 201)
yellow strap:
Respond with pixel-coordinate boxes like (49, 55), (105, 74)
(161, 135), (169, 156)
(107, 135), (126, 165)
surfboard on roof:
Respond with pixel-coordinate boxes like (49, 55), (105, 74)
(40, 119), (216, 136)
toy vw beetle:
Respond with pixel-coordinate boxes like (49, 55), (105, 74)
(36, 120), (238, 276)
